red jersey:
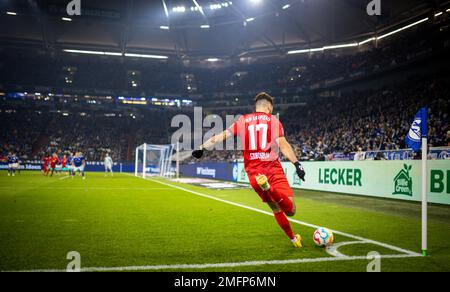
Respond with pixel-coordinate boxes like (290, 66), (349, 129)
(228, 112), (284, 170)
(50, 157), (59, 167)
(61, 158), (67, 167)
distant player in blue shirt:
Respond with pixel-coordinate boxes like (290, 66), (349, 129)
(7, 151), (19, 177)
(67, 153), (74, 175)
(71, 152), (86, 179)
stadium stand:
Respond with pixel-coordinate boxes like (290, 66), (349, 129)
(1, 73), (448, 162)
(1, 14), (449, 163)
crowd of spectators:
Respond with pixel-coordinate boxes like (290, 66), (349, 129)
(0, 107), (175, 162)
(0, 109), (47, 160)
(1, 72), (448, 163)
(39, 114), (133, 162)
(1, 16), (448, 163)
(282, 77), (449, 161)
(187, 76), (449, 162)
(1, 14), (447, 99)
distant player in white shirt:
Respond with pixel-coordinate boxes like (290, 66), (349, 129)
(104, 154), (113, 176)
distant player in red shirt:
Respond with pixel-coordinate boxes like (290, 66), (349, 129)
(42, 155), (51, 176)
(61, 155), (69, 175)
(50, 153), (59, 177)
(192, 92), (306, 248)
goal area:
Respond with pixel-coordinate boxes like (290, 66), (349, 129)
(135, 144), (178, 179)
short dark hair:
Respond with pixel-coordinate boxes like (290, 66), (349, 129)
(254, 92), (274, 106)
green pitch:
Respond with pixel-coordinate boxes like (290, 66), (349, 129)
(0, 171), (449, 272)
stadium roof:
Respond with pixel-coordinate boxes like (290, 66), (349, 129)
(0, 0), (447, 61)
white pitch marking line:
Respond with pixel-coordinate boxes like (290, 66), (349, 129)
(0, 187), (172, 191)
(133, 175), (420, 257)
(59, 176), (71, 180)
(326, 241), (369, 258)
(4, 253), (421, 272)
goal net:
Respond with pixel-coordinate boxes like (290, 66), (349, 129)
(135, 144), (178, 179)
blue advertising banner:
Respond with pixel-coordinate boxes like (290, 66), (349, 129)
(0, 161), (135, 173)
(364, 148), (449, 161)
(331, 153), (356, 161)
(180, 162), (237, 181)
(364, 150), (413, 161)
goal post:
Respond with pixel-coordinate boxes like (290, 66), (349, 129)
(135, 143), (178, 179)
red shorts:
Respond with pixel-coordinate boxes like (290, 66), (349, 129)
(246, 162), (294, 203)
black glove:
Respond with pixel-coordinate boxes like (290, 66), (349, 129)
(192, 149), (204, 159)
(294, 161), (305, 182)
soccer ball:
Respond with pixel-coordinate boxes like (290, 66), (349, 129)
(313, 227), (334, 247)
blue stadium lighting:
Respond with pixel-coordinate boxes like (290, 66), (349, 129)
(172, 6), (186, 13)
(210, 4), (222, 10)
(63, 49), (107, 55)
(376, 17), (428, 40)
(288, 17), (430, 54)
(62, 17), (72, 22)
(160, 26), (170, 30)
(187, 2), (232, 12)
(200, 24), (210, 29)
(104, 52), (123, 56)
(282, 4), (290, 10)
(63, 49), (123, 56)
(63, 50), (167, 59)
(192, 0), (205, 16)
(161, 0), (169, 18)
(358, 37), (376, 46)
(246, 17), (255, 22)
(6, 11), (17, 16)
(323, 43), (358, 50)
(124, 53), (169, 59)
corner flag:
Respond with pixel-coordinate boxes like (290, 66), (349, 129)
(406, 107), (428, 256)
(405, 107), (428, 152)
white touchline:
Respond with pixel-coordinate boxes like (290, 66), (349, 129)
(136, 175), (421, 257)
(6, 254), (420, 272)
(0, 187), (172, 191)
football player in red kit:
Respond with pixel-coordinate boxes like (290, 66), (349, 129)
(42, 155), (51, 176)
(61, 154), (69, 175)
(49, 153), (59, 177)
(192, 92), (306, 248)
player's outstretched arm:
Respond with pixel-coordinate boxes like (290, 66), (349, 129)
(277, 137), (306, 181)
(192, 130), (233, 159)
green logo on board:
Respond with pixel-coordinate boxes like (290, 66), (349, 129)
(293, 172), (302, 186)
(240, 167), (247, 181)
(393, 164), (413, 196)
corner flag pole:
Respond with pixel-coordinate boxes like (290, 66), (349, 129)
(421, 136), (427, 256)
(421, 108), (428, 257)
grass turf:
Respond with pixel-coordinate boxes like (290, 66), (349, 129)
(0, 171), (449, 272)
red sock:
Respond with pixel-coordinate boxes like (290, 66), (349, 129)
(269, 186), (294, 214)
(273, 211), (295, 240)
